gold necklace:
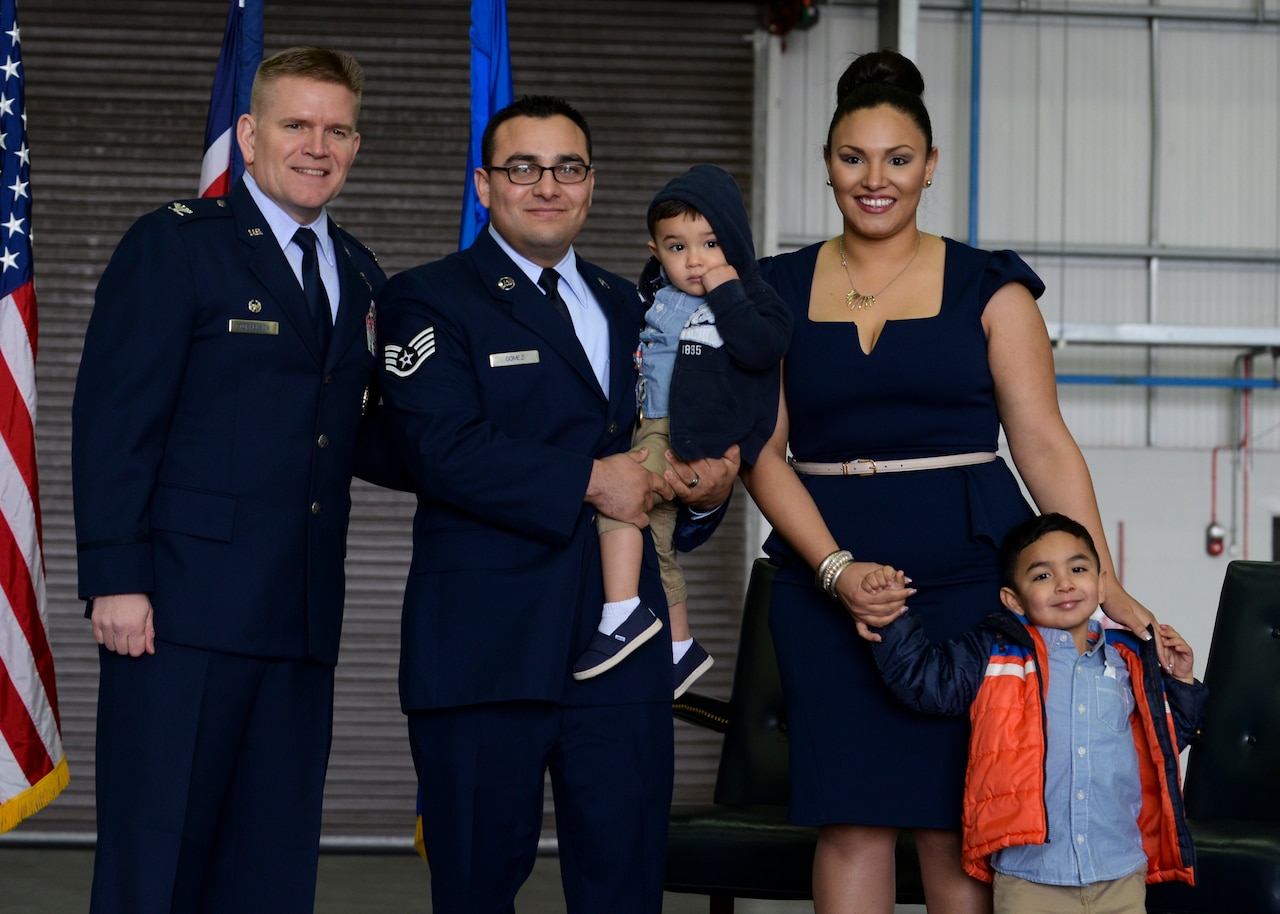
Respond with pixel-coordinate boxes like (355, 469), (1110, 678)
(838, 231), (922, 311)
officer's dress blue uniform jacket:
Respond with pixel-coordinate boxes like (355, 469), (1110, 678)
(73, 179), (388, 665)
(73, 178), (393, 913)
(378, 228), (695, 710)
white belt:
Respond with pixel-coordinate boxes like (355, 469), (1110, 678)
(788, 452), (997, 476)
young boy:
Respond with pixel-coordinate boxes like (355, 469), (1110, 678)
(866, 512), (1207, 914)
(572, 164), (792, 697)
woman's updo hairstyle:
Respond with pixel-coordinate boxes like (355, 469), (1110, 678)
(826, 50), (933, 154)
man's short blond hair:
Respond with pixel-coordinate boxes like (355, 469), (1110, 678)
(250, 46), (364, 121)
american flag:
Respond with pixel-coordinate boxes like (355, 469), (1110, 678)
(0, 0), (67, 833)
(198, 0), (262, 198)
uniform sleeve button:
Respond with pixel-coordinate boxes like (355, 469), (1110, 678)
(317, 434), (330, 449)
(311, 501), (322, 515)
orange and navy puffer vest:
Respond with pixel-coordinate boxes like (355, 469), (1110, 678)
(871, 609), (1207, 886)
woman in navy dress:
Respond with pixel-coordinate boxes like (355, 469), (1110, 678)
(741, 51), (1160, 914)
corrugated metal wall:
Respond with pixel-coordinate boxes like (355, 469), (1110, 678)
(17, 0), (760, 842)
(762, 4), (1280, 452)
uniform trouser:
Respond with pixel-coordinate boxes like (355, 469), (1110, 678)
(91, 642), (334, 914)
(408, 700), (675, 914)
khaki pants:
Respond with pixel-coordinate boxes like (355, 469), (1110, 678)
(993, 865), (1146, 914)
(596, 417), (687, 606)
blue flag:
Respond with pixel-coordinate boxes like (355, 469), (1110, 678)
(459, 0), (513, 248)
(199, 0), (264, 197)
(416, 2), (513, 857)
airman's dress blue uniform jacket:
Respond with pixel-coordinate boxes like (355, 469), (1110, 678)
(72, 178), (388, 666)
(377, 229), (718, 711)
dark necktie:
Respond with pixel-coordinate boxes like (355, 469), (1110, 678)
(293, 227), (332, 353)
(538, 268), (574, 327)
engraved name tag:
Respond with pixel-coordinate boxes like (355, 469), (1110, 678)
(488, 349), (540, 367)
(228, 319), (280, 335)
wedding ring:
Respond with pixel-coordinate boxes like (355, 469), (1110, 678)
(688, 473), (700, 489)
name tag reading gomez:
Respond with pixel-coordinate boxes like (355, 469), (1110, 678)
(488, 350), (541, 367)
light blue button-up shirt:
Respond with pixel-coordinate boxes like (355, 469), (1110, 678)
(488, 226), (610, 397)
(243, 172), (339, 323)
(992, 621), (1147, 886)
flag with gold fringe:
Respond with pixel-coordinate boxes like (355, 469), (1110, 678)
(0, 0), (69, 834)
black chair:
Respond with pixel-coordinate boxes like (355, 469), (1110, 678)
(1145, 560), (1280, 914)
(666, 558), (923, 912)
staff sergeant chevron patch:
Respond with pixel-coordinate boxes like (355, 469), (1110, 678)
(385, 326), (436, 378)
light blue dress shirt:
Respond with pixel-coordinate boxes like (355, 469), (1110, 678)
(488, 226), (610, 397)
(242, 172), (339, 323)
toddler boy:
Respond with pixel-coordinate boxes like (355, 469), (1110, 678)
(572, 164), (792, 697)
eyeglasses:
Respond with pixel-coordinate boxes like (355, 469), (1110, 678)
(485, 162), (594, 185)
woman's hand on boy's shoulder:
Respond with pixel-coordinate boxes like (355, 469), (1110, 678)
(1101, 583), (1171, 670)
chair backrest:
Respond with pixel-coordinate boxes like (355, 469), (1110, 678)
(713, 558), (791, 806)
(1181, 560), (1280, 822)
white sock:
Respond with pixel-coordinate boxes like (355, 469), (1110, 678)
(600, 597), (640, 635)
(672, 638), (694, 664)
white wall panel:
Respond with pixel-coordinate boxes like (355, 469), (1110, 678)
(1158, 27), (1280, 249)
(1033, 256), (1151, 324)
(1057, 373), (1154, 448)
(978, 19), (1061, 243)
(1147, 374), (1242, 446)
(914, 14), (971, 239)
(980, 17), (1151, 246)
(1039, 260), (1153, 445)
(1174, 0), (1272, 14)
(1157, 261), (1280, 325)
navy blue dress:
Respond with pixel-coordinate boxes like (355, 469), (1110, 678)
(759, 238), (1043, 829)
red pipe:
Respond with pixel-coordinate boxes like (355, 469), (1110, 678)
(1242, 355), (1251, 559)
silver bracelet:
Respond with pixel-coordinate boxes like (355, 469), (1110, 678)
(828, 559), (853, 598)
(814, 550), (844, 590)
(815, 549), (854, 599)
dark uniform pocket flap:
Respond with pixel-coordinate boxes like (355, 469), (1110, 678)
(150, 484), (237, 543)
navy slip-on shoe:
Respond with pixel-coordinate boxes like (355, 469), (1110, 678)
(673, 639), (714, 699)
(572, 604), (663, 681)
